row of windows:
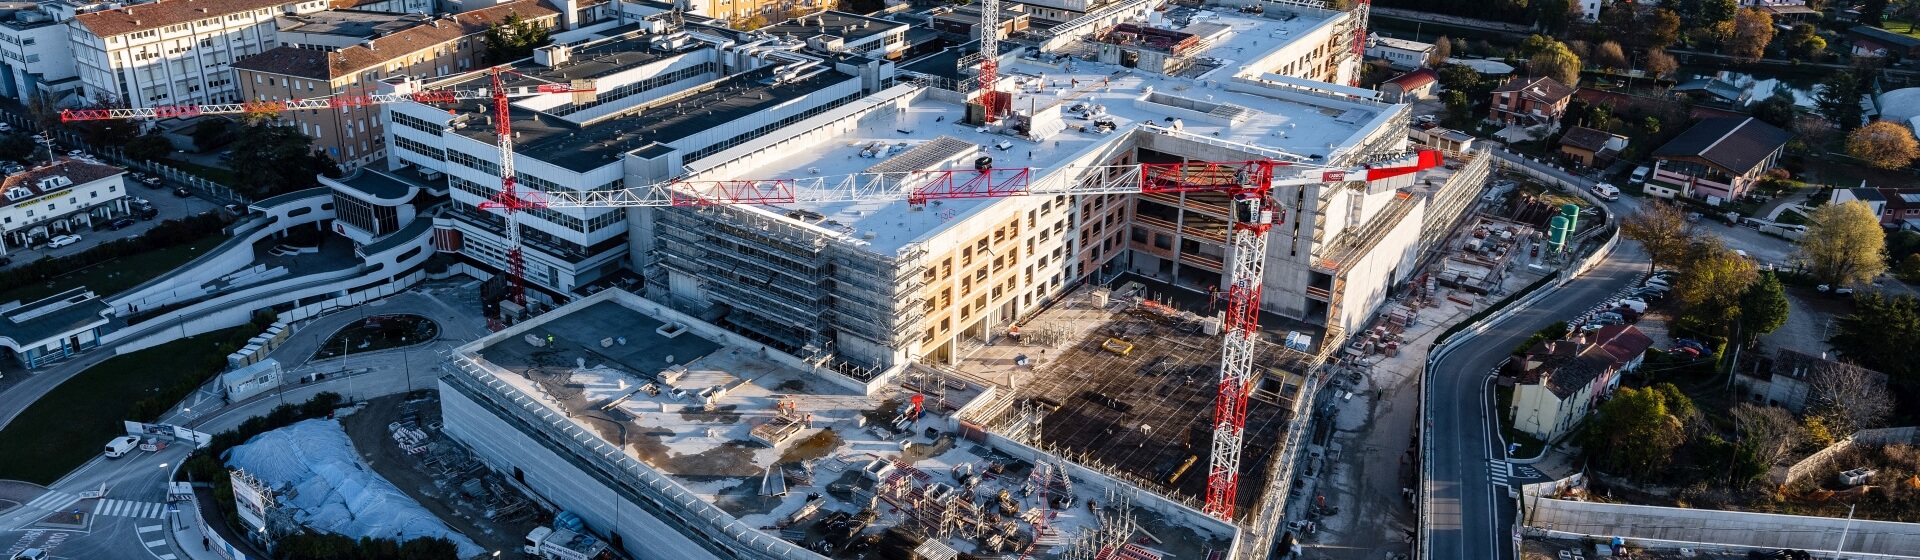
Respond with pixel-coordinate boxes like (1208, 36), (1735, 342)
(394, 136), (444, 161)
(449, 176), (625, 233)
(391, 111), (443, 136)
(548, 63), (717, 117)
(446, 148), (499, 175)
(682, 90), (864, 162)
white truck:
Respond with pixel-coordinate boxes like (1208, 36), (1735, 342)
(523, 527), (610, 560)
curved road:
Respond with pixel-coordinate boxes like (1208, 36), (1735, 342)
(1425, 199), (1650, 560)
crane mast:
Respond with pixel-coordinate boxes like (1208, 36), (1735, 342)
(978, 0), (1000, 124)
(1349, 0), (1371, 86)
(480, 70), (530, 306)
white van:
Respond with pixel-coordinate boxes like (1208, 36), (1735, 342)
(104, 435), (138, 458)
(1630, 166), (1651, 184)
(1590, 183), (1620, 201)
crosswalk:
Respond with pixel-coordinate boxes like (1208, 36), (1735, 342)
(1488, 459), (1512, 487)
(93, 499), (168, 519)
(21, 490), (77, 511)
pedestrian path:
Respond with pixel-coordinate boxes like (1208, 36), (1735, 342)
(93, 499), (168, 519)
(20, 490), (76, 511)
(138, 523), (178, 560)
(1487, 459), (1511, 488)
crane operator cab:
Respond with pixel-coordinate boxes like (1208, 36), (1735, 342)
(1232, 192), (1279, 226)
(975, 156), (993, 173)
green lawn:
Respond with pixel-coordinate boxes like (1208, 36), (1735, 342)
(0, 327), (246, 485)
(0, 233), (228, 305)
(165, 160), (238, 187)
(1882, 20), (1920, 40)
(312, 315), (439, 360)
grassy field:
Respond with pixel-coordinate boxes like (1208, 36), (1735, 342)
(166, 160), (239, 187)
(1883, 20), (1920, 40)
(0, 327), (246, 485)
(0, 233), (227, 305)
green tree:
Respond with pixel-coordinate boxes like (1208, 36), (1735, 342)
(1674, 241), (1759, 334)
(225, 123), (341, 198)
(191, 118), (235, 152)
(1737, 272), (1790, 344)
(1749, 93), (1798, 129)
(1862, 0), (1891, 25)
(1828, 293), (1920, 380)
(1784, 23), (1827, 59)
(1528, 40), (1583, 87)
(1799, 200), (1888, 287)
(1729, 8), (1775, 63)
(1899, 253), (1920, 283)
(1584, 384), (1689, 480)
(1642, 116), (1662, 136)
(1641, 9), (1685, 50)
(0, 133), (34, 162)
(1439, 63), (1483, 95)
(1519, 34), (1556, 58)
(124, 134), (173, 163)
(1846, 120), (1920, 169)
(1621, 202), (1701, 272)
(1816, 71), (1865, 131)
(484, 13), (553, 64)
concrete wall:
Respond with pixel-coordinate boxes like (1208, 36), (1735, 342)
(1523, 492), (1920, 558)
(440, 379), (727, 560)
(1778, 426), (1920, 486)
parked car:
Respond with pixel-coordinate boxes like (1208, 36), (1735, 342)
(0, 122), (14, 132)
(46, 234), (81, 248)
(172, 187), (191, 198)
(106, 218), (136, 230)
(136, 207), (159, 220)
(142, 176), (163, 187)
(0, 256), (13, 266)
(66, 149), (84, 157)
(11, 547), (47, 560)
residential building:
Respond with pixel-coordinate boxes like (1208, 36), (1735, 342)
(1509, 325), (1650, 442)
(275, 9), (438, 51)
(1738, 348), (1888, 413)
(232, 0), (560, 169)
(1578, 0), (1601, 21)
(1557, 125), (1626, 168)
(1648, 117), (1790, 203)
(69, 0), (334, 109)
(0, 158), (129, 250)
(1849, 25), (1920, 58)
(1364, 34), (1432, 70)
(1379, 68), (1436, 103)
(1831, 186), (1920, 229)
(0, 4), (80, 106)
(683, 0), (830, 25)
(1488, 76), (1574, 129)
(757, 11), (910, 60)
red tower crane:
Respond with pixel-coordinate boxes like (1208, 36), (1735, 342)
(1350, 0), (1372, 87)
(61, 67), (595, 307)
(68, 78), (1440, 522)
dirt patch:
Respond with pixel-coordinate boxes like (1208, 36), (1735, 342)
(339, 392), (543, 553)
(707, 476), (785, 518)
(777, 429), (844, 465)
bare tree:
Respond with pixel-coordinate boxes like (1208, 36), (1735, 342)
(1808, 364), (1894, 435)
(1620, 201), (1701, 272)
(1732, 403), (1803, 467)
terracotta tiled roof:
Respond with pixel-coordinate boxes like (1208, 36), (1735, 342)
(1558, 126), (1616, 153)
(1493, 76), (1575, 104)
(1385, 68), (1437, 89)
(232, 0), (558, 80)
(74, 0), (292, 38)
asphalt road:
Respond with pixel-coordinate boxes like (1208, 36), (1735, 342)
(1424, 199), (1650, 560)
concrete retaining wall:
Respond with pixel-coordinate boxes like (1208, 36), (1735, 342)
(1523, 495), (1920, 558)
(1779, 427), (1920, 486)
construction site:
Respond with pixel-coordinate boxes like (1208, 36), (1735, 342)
(441, 289), (1242, 560)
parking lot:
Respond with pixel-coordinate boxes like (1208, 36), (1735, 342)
(0, 178), (221, 266)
